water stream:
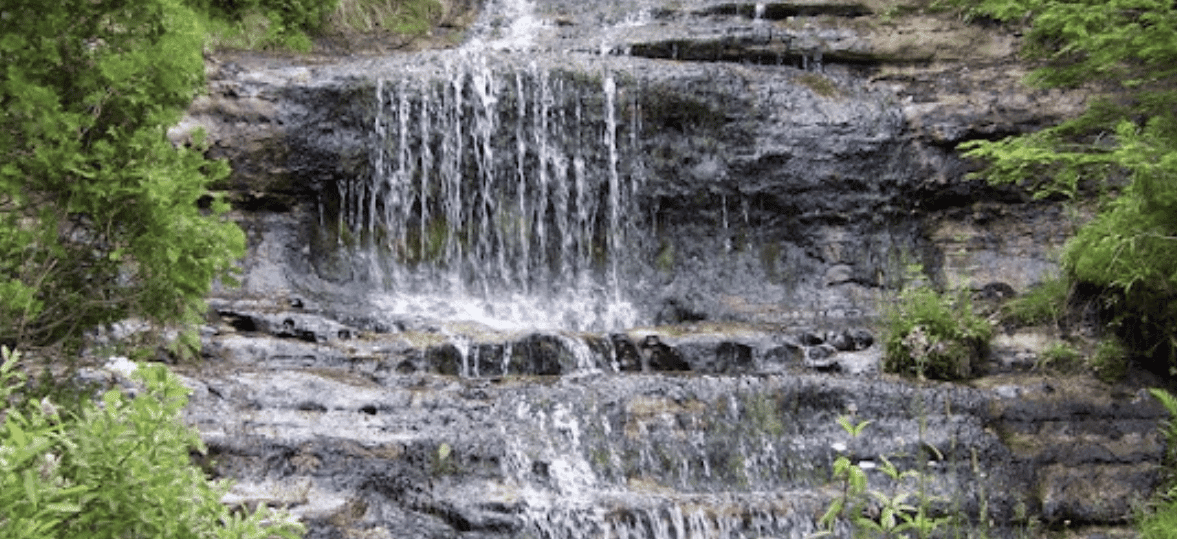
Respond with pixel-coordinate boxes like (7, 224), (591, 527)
(328, 3), (653, 331)
(311, 3), (888, 536)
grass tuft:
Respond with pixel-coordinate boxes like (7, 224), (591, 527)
(330, 0), (446, 35)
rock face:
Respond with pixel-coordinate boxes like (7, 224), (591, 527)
(171, 0), (1163, 537)
(183, 0), (1089, 328)
(179, 328), (1167, 538)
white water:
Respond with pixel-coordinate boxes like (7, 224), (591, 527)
(333, 48), (644, 331)
(462, 0), (549, 51)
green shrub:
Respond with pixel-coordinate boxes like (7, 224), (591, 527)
(331, 0), (444, 35)
(1140, 497), (1177, 539)
(960, 0), (1177, 375)
(193, 0), (340, 51)
(0, 347), (304, 539)
(1, 0), (245, 350)
(883, 288), (993, 380)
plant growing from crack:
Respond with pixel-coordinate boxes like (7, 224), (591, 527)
(811, 416), (952, 539)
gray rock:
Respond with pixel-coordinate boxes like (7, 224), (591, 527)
(175, 0), (1141, 537)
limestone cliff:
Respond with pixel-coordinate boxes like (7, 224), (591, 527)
(165, 1), (1160, 538)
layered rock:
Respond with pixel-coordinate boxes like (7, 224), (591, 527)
(164, 0), (1163, 538)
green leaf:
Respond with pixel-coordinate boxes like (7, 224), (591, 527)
(849, 467), (867, 493)
(23, 469), (38, 508)
(819, 498), (843, 527)
(7, 416), (28, 447)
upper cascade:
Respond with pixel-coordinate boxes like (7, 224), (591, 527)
(462, 0), (549, 52)
(326, 53), (648, 331)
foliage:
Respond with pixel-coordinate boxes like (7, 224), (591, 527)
(1035, 341), (1082, 372)
(959, 0), (1177, 373)
(1001, 276), (1070, 327)
(882, 287), (993, 381)
(197, 0), (450, 51)
(0, 347), (304, 538)
(1150, 388), (1177, 475)
(1091, 338), (1129, 383)
(812, 416), (951, 539)
(331, 0), (444, 35)
(188, 0), (339, 51)
(1140, 497), (1177, 539)
(1140, 389), (1177, 538)
(0, 0), (246, 350)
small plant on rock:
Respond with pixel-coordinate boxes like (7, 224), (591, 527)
(1092, 338), (1129, 383)
(812, 416), (951, 539)
(883, 287), (993, 381)
(1036, 341), (1083, 373)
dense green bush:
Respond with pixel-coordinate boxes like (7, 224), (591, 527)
(0, 0), (245, 350)
(883, 288), (993, 381)
(0, 348), (304, 538)
(960, 0), (1177, 374)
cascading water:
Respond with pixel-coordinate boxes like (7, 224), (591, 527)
(329, 49), (647, 331)
(309, 1), (867, 537)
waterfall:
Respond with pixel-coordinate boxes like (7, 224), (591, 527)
(329, 54), (644, 331)
(502, 381), (828, 539)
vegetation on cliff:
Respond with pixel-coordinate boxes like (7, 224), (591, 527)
(0, 348), (303, 538)
(0, 0), (245, 351)
(193, 0), (450, 51)
(961, 0), (1177, 375)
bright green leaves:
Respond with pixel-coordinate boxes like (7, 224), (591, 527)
(962, 0), (1177, 371)
(0, 348), (88, 539)
(970, 0), (1177, 88)
(0, 348), (304, 539)
(0, 0), (245, 348)
(837, 416), (873, 438)
(812, 417), (951, 539)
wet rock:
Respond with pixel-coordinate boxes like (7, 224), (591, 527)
(173, 0), (1147, 537)
(804, 344), (842, 372)
(427, 343), (464, 376)
(511, 334), (586, 376)
(826, 330), (854, 351)
(1039, 463), (1160, 524)
(800, 332), (824, 346)
(763, 342), (803, 370)
(639, 335), (691, 372)
(611, 333), (643, 372)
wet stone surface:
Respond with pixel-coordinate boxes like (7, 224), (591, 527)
(174, 0), (1158, 537)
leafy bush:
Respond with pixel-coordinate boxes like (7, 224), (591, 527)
(0, 0), (245, 350)
(960, 0), (1177, 374)
(331, 0), (444, 35)
(189, 0), (339, 51)
(0, 347), (304, 538)
(883, 288), (993, 380)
